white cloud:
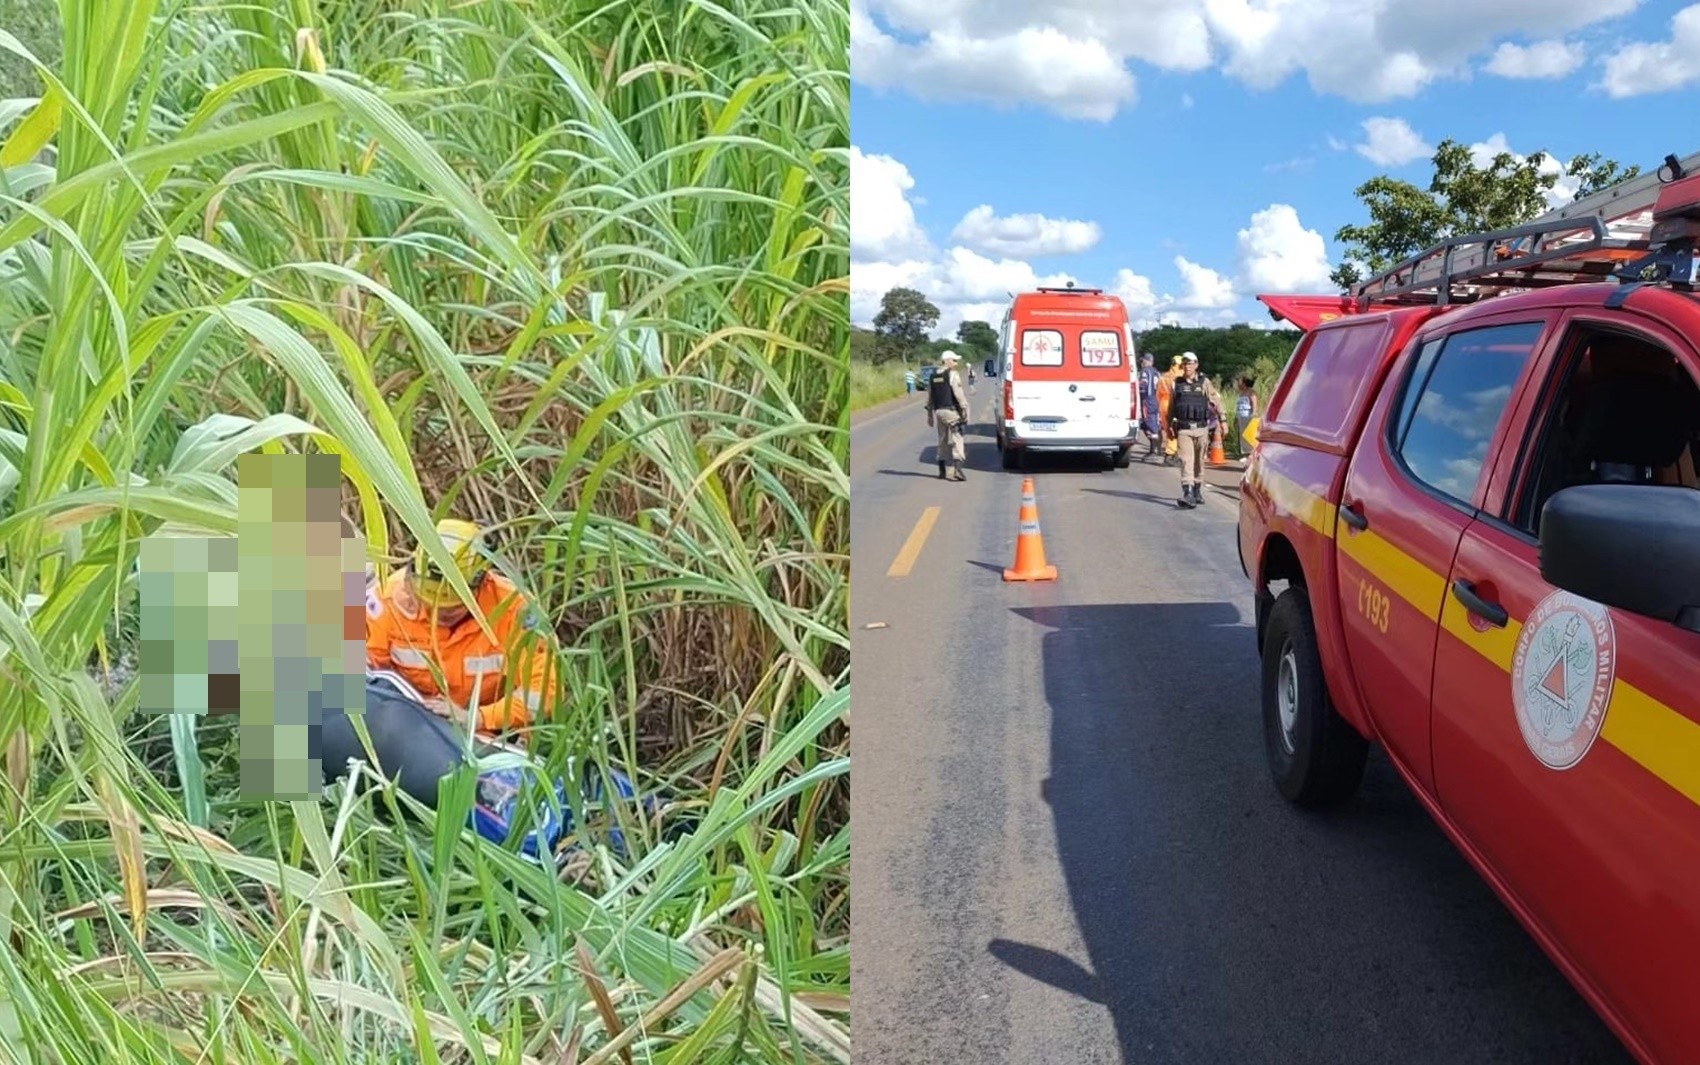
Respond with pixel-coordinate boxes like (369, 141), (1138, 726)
(1236, 204), (1335, 293)
(950, 205), (1102, 257)
(1485, 39), (1586, 79)
(1354, 117), (1432, 167)
(853, 0), (1641, 116)
(850, 146), (930, 260)
(1180, 92), (1195, 108)
(1326, 134), (1349, 152)
(1174, 256), (1238, 309)
(1468, 133), (1580, 208)
(852, 148), (1345, 339)
(852, 2), (1137, 121)
(1600, 4), (1700, 98)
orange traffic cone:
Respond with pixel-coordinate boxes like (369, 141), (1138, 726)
(1208, 432), (1228, 467)
(1003, 477), (1058, 582)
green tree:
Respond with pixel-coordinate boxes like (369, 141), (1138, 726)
(872, 286), (940, 364)
(956, 319), (999, 361)
(1331, 139), (1641, 289)
(1136, 323), (1300, 384)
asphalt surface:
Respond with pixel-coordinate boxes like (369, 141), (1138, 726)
(849, 391), (1633, 1065)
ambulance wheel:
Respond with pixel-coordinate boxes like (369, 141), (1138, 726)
(1002, 445), (1021, 471)
(1262, 586), (1367, 807)
(1111, 447), (1131, 469)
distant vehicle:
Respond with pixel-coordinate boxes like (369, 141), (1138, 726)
(1239, 154), (1700, 1065)
(992, 284), (1140, 470)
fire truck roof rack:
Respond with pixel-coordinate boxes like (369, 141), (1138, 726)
(1350, 147), (1700, 310)
(1035, 283), (1103, 295)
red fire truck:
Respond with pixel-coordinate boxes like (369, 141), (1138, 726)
(1239, 151), (1700, 1064)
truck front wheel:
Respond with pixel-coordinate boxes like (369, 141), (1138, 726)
(1262, 586), (1368, 807)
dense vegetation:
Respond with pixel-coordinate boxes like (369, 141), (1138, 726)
(0, 1), (847, 1062)
(1330, 139), (1638, 287)
(848, 317), (1300, 413)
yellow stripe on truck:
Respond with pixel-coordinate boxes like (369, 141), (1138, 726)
(1601, 683), (1700, 808)
(1336, 525), (1449, 623)
(1262, 466), (1700, 809)
(1262, 466), (1335, 536)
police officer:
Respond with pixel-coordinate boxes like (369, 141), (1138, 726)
(1167, 351), (1220, 508)
(926, 350), (970, 481)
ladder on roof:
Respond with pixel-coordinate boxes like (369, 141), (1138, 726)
(1352, 150), (1700, 308)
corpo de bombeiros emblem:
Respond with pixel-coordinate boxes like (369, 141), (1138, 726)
(1510, 590), (1616, 770)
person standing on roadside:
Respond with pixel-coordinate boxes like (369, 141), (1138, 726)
(1137, 353), (1161, 456)
(926, 350), (970, 481)
(1167, 352), (1220, 508)
(1234, 375), (1258, 457)
(905, 368), (916, 394)
(1158, 354), (1182, 465)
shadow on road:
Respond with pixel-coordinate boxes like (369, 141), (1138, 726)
(873, 468), (943, 480)
(992, 601), (1631, 1064)
(908, 439), (1011, 474)
(1081, 486), (1179, 508)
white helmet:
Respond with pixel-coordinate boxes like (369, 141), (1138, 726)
(1180, 351), (1198, 364)
(940, 350), (961, 363)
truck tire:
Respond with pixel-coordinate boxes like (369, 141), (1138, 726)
(1111, 447), (1131, 469)
(1002, 444), (1021, 471)
(1262, 586), (1368, 806)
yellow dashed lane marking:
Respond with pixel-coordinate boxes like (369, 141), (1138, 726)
(887, 506), (941, 578)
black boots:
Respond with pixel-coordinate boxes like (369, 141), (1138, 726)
(938, 461), (948, 479)
(1177, 482), (1203, 508)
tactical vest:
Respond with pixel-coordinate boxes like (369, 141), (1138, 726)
(1172, 376), (1210, 425)
(929, 370), (960, 413)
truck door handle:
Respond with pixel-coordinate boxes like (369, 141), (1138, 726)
(1077, 395), (1096, 401)
(1339, 502), (1368, 531)
(1451, 580), (1508, 628)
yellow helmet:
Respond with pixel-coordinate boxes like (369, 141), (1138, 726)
(1170, 354), (1183, 369)
(411, 518), (488, 609)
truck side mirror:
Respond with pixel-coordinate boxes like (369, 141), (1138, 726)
(1539, 484), (1700, 633)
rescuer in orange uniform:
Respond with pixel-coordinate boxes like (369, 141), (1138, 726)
(1157, 355), (1182, 463)
(365, 518), (557, 735)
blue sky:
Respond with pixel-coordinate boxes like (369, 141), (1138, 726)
(849, 0), (1699, 337)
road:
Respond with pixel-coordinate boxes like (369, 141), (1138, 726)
(849, 392), (1633, 1065)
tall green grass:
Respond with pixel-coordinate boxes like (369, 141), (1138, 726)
(0, 0), (847, 1061)
(848, 360), (910, 412)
